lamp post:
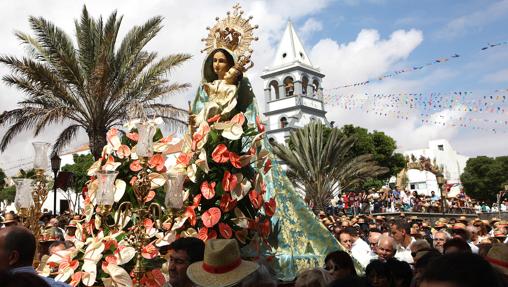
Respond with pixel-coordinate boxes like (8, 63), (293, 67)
(437, 174), (445, 215)
(51, 154), (61, 215)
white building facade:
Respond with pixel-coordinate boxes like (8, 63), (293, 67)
(402, 139), (469, 197)
(261, 21), (329, 143)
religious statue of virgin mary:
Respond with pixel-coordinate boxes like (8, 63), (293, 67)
(172, 4), (350, 281)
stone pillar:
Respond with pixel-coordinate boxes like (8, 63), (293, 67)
(307, 85), (314, 97)
(264, 88), (271, 111)
(278, 85), (285, 99)
(294, 80), (302, 96)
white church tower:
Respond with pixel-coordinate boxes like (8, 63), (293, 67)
(261, 21), (328, 144)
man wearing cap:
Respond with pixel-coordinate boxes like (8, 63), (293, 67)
(1, 213), (19, 228)
(187, 239), (259, 287)
(485, 243), (508, 281)
(165, 237), (205, 287)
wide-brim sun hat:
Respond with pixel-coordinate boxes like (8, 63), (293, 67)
(485, 243), (508, 276)
(187, 239), (259, 287)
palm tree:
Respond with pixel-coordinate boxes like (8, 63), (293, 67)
(0, 6), (190, 159)
(271, 122), (389, 211)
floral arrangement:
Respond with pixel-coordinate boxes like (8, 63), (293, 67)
(41, 101), (276, 286)
(171, 106), (276, 247)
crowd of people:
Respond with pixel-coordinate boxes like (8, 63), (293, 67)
(326, 188), (507, 215)
(0, 208), (507, 287)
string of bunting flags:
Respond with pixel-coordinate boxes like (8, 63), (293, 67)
(325, 40), (508, 90)
(324, 89), (508, 133)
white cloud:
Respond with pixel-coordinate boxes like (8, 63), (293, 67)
(435, 0), (508, 39)
(310, 28), (423, 86)
(298, 18), (323, 41)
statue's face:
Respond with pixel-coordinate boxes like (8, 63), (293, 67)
(213, 51), (231, 80)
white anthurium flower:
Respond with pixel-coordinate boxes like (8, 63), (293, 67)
(153, 136), (180, 153)
(130, 148), (139, 160)
(195, 149), (210, 173)
(171, 216), (189, 231)
(255, 173), (264, 195)
(84, 240), (105, 262)
(81, 261), (97, 286)
(102, 157), (121, 171)
(231, 207), (249, 228)
(101, 144), (114, 158)
(155, 230), (176, 247)
(250, 132), (266, 149)
(115, 246), (136, 265)
(231, 173), (252, 201)
(56, 266), (75, 282)
(108, 138), (121, 151)
(149, 172), (166, 189)
(187, 164), (197, 183)
(146, 227), (158, 238)
(87, 159), (102, 176)
(74, 240), (85, 250)
(213, 121), (243, 140)
(103, 264), (133, 287)
(114, 179), (126, 202)
(84, 203), (94, 223)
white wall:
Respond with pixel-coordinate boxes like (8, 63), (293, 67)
(403, 139), (468, 183)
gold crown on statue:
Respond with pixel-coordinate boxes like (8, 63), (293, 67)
(233, 53), (254, 73)
(201, 3), (258, 59)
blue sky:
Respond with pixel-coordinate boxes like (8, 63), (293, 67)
(0, 0), (506, 174)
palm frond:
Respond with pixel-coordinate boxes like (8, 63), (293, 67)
(51, 124), (82, 156)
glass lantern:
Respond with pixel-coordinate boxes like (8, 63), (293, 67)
(136, 122), (156, 158)
(95, 170), (119, 215)
(33, 142), (51, 170)
(165, 172), (185, 209)
(14, 178), (34, 217)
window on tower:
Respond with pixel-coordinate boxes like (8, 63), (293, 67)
(280, 117), (288, 128)
(312, 79), (320, 97)
(269, 80), (280, 100)
(284, 77), (294, 97)
(302, 76), (309, 95)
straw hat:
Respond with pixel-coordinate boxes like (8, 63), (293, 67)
(2, 213), (18, 224)
(187, 239), (259, 287)
(493, 228), (507, 238)
(434, 220), (446, 228)
(485, 244), (508, 276)
(66, 220), (78, 228)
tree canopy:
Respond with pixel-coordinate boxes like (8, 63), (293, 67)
(272, 122), (389, 210)
(61, 153), (95, 194)
(461, 156), (508, 202)
(287, 124), (406, 190)
(0, 6), (190, 159)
